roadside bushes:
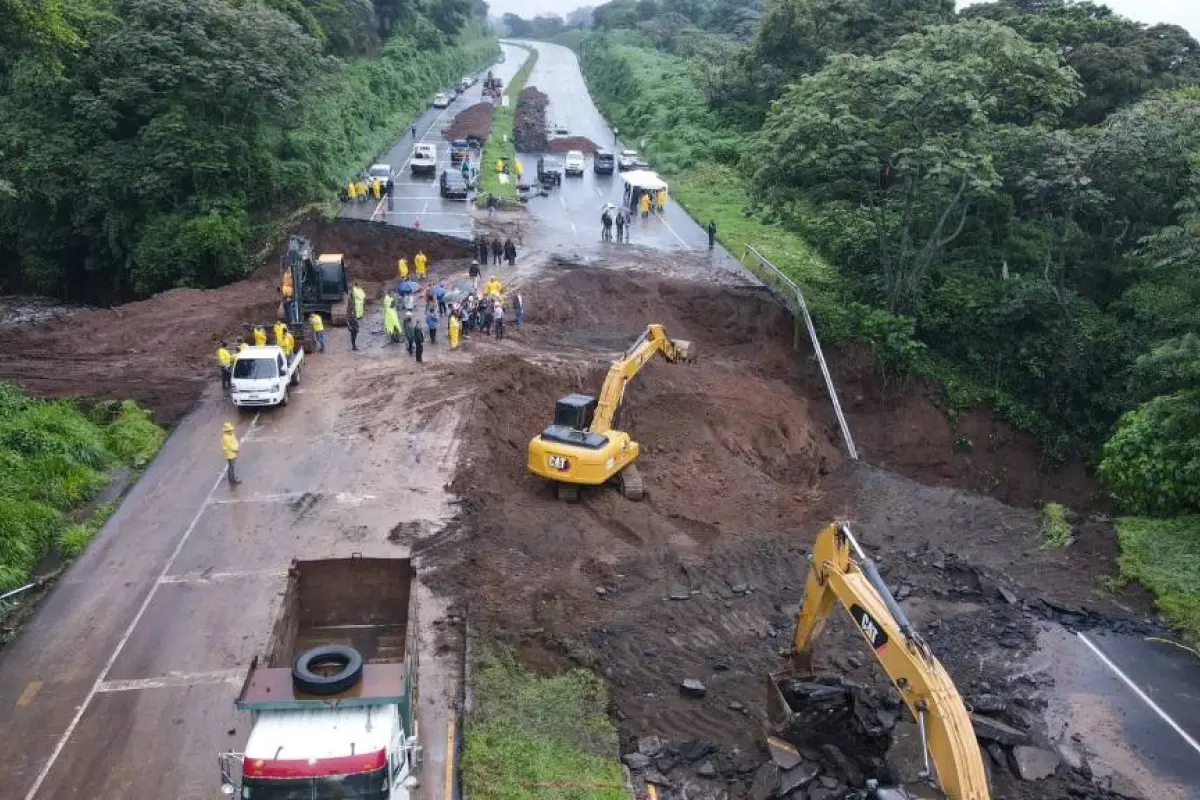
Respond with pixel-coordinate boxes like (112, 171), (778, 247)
(0, 386), (164, 592)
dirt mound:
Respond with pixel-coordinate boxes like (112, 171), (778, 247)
(441, 103), (495, 142)
(290, 217), (475, 283)
(514, 86), (549, 153)
(547, 136), (599, 155)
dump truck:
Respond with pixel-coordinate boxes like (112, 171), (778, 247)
(219, 556), (422, 799)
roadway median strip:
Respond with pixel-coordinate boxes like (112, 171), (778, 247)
(476, 46), (538, 207)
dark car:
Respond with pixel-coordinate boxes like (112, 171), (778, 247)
(440, 170), (469, 199)
(537, 155), (564, 186)
(450, 139), (471, 165)
(593, 150), (615, 175)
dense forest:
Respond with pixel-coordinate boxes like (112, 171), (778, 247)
(0, 0), (496, 302)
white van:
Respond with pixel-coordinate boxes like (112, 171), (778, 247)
(411, 143), (437, 176)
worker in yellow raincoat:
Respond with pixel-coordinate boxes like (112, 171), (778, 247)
(273, 320), (287, 348)
(515, 159), (524, 180)
(236, 338), (248, 352)
(253, 326), (267, 347)
(283, 329), (295, 357)
(351, 283), (366, 320)
(484, 277), (503, 298)
(355, 180), (367, 202)
(415, 251), (428, 278)
(639, 192), (651, 218)
(217, 343), (233, 390)
(397, 257), (409, 280)
(310, 312), (325, 354)
(222, 422), (241, 486)
(448, 311), (461, 350)
(383, 294), (401, 343)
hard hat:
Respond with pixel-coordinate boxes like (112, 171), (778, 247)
(223, 422), (234, 432)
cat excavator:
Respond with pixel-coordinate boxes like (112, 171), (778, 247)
(769, 522), (990, 800)
(527, 324), (694, 501)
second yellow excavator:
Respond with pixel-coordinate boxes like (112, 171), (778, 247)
(769, 522), (990, 800)
(527, 324), (694, 501)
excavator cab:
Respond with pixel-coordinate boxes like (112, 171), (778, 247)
(768, 522), (990, 800)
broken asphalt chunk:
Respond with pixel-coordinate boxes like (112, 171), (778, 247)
(1011, 746), (1061, 781)
(766, 736), (803, 770)
(972, 714), (1030, 746)
(680, 678), (707, 698)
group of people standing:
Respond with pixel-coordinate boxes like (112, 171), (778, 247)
(344, 173), (393, 203)
(475, 235), (517, 266)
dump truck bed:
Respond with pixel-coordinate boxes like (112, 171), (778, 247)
(236, 556), (415, 712)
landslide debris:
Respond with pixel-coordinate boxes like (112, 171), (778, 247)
(442, 102), (495, 142)
(547, 136), (599, 155)
(514, 86), (549, 153)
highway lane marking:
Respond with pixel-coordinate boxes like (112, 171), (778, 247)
(16, 681), (42, 707)
(659, 212), (690, 249)
(559, 195), (567, 209)
(1077, 632), (1200, 758)
(24, 412), (262, 800)
(159, 568), (288, 585)
(371, 97), (461, 222)
(96, 669), (242, 693)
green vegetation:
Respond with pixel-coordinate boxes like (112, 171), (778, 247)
(462, 649), (625, 800)
(476, 46), (537, 206)
(1040, 502), (1074, 549)
(0, 387), (164, 592)
(0, 0), (496, 303)
(1116, 517), (1200, 639)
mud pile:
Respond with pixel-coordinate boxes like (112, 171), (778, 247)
(0, 218), (474, 424)
(442, 103), (495, 142)
(514, 86), (549, 153)
(547, 136), (599, 155)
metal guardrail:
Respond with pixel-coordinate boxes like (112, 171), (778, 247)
(740, 244), (859, 461)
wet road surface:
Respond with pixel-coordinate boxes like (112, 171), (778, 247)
(0, 307), (476, 798)
(339, 44), (529, 238)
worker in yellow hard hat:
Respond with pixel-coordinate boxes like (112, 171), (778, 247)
(310, 312), (325, 354)
(283, 328), (295, 357)
(217, 342), (233, 390)
(222, 422), (241, 486)
(253, 326), (267, 347)
(414, 251), (428, 279)
(351, 283), (366, 320)
(397, 257), (409, 280)
(274, 320), (287, 348)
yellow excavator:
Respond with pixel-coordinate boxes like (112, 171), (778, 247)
(769, 522), (990, 800)
(527, 324), (694, 501)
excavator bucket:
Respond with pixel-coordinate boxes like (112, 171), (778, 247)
(766, 670), (860, 745)
(673, 339), (695, 362)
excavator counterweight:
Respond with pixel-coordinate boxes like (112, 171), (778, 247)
(527, 324), (694, 500)
(769, 522), (990, 800)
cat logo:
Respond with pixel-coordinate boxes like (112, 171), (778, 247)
(547, 455), (569, 471)
(850, 604), (888, 651)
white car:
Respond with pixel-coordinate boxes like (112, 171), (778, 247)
(564, 150), (585, 176)
(410, 143), (437, 176)
(231, 345), (302, 408)
(368, 163), (391, 182)
(432, 93), (450, 108)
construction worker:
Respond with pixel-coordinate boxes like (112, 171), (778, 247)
(253, 325), (267, 346)
(347, 297), (360, 351)
(415, 250), (428, 278)
(448, 310), (461, 350)
(217, 342), (233, 390)
(351, 282), (366, 320)
(384, 293), (401, 343)
(283, 328), (295, 357)
(397, 257), (409, 280)
(274, 320), (287, 348)
(310, 312), (325, 354)
(236, 338), (248, 353)
(515, 159), (524, 180)
(484, 276), (503, 298)
(639, 191), (651, 218)
(222, 422), (241, 486)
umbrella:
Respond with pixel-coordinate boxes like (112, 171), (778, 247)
(397, 280), (419, 294)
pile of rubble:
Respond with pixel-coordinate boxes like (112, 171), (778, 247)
(442, 103), (495, 142)
(514, 86), (549, 153)
(621, 677), (1145, 799)
(546, 136), (600, 155)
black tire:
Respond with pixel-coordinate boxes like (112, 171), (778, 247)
(293, 645), (364, 695)
(291, 366), (301, 387)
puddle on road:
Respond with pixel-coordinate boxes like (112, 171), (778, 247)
(1032, 624), (1193, 800)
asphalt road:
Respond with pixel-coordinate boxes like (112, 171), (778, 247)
(0, 288), (480, 796)
(338, 44), (529, 238)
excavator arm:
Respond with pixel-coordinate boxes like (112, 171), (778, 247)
(773, 522), (990, 800)
(590, 324), (693, 433)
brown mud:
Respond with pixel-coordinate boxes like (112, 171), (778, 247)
(442, 102), (495, 142)
(514, 86), (549, 153)
(419, 262), (1154, 800)
(547, 135), (600, 155)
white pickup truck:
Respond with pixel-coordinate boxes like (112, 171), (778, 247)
(230, 345), (303, 408)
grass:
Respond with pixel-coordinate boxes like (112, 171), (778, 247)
(0, 385), (164, 592)
(1116, 517), (1200, 641)
(1040, 502), (1074, 548)
(476, 46), (537, 207)
(462, 649), (625, 800)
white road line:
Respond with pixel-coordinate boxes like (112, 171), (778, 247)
(207, 491), (381, 506)
(559, 195), (567, 209)
(24, 413), (262, 800)
(96, 670), (243, 693)
(660, 213), (690, 249)
(596, 188), (604, 197)
(1077, 632), (1200, 757)
(158, 568), (288, 585)
(571, 222), (577, 234)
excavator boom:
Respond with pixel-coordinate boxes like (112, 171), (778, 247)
(769, 522), (990, 800)
(591, 323), (693, 433)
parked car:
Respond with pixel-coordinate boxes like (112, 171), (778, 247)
(594, 150), (615, 175)
(368, 163), (392, 182)
(410, 144), (437, 177)
(618, 149), (647, 171)
(564, 150), (585, 176)
(450, 139), (471, 165)
(537, 155), (564, 186)
(432, 93), (450, 108)
(440, 170), (469, 199)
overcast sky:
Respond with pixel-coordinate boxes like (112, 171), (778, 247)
(489, 0), (1200, 40)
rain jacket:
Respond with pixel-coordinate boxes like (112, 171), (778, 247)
(352, 286), (366, 318)
(397, 258), (409, 279)
(253, 327), (267, 346)
(274, 322), (287, 347)
(237, 342), (249, 352)
(484, 278), (503, 297)
(385, 304), (401, 337)
(283, 332), (295, 356)
(310, 313), (324, 333)
(415, 252), (428, 277)
(217, 347), (232, 368)
(426, 311), (438, 331)
(449, 315), (461, 349)
(222, 431), (239, 461)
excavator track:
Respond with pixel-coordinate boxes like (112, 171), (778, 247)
(617, 465), (645, 501)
